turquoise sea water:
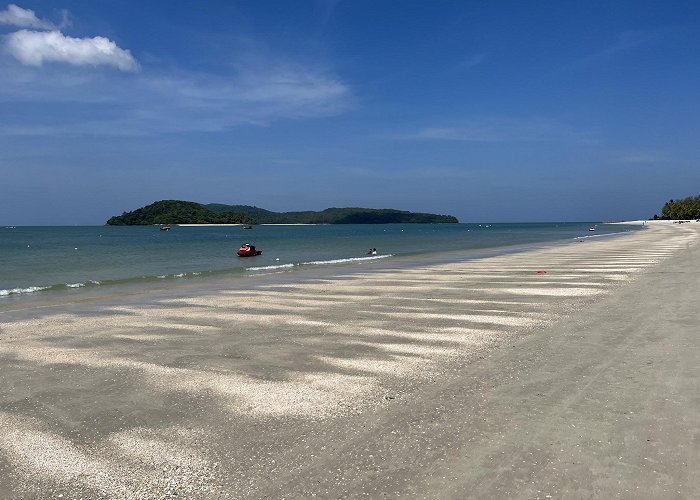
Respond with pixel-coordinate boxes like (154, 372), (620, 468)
(1, 223), (639, 299)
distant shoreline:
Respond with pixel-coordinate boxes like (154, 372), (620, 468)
(165, 220), (674, 227)
(610, 219), (700, 225)
(175, 223), (323, 227)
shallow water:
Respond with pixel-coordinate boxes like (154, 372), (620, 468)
(1, 222), (638, 300)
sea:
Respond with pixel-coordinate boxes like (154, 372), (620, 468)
(1, 223), (640, 303)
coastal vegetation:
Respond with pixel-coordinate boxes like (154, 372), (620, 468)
(106, 200), (459, 225)
(106, 200), (257, 225)
(652, 195), (700, 220)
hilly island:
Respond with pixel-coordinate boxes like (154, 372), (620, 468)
(106, 200), (459, 225)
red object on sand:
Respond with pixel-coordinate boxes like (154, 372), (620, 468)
(536, 270), (547, 275)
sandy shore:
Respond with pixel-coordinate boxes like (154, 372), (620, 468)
(1, 221), (699, 498)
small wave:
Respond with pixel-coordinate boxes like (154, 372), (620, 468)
(155, 271), (206, 280)
(246, 254), (392, 273)
(1, 256), (393, 299)
(574, 230), (630, 240)
(247, 263), (295, 271)
(65, 280), (101, 289)
(0, 286), (50, 296)
(1, 280), (106, 297)
(302, 254), (392, 266)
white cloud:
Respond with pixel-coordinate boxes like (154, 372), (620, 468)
(0, 4), (55, 29)
(0, 21), (349, 135)
(0, 60), (351, 135)
(124, 65), (351, 131)
(614, 152), (667, 164)
(458, 53), (485, 69)
(233, 66), (350, 116)
(316, 0), (342, 26)
(4, 29), (139, 71)
(393, 118), (591, 143)
(556, 29), (670, 74)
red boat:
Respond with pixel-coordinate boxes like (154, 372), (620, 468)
(237, 243), (262, 257)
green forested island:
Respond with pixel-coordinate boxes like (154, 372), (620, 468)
(106, 200), (459, 225)
(652, 195), (700, 220)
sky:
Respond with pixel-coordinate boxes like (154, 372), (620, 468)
(1, 0), (699, 224)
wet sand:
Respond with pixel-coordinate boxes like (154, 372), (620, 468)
(1, 222), (699, 498)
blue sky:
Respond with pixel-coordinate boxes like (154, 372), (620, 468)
(1, 1), (699, 224)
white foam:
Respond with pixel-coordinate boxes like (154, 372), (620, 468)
(246, 254), (391, 272)
(0, 286), (50, 296)
(575, 230), (631, 240)
(302, 254), (392, 266)
(247, 263), (294, 271)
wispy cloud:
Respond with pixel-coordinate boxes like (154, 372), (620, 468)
(457, 53), (485, 70)
(316, 0), (342, 26)
(613, 151), (668, 165)
(233, 65), (350, 117)
(392, 118), (590, 143)
(0, 3), (56, 30)
(330, 164), (484, 180)
(560, 29), (670, 72)
(135, 65), (351, 131)
(0, 60), (351, 135)
(0, 3), (351, 135)
(4, 29), (139, 71)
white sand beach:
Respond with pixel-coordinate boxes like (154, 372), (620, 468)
(1, 221), (699, 498)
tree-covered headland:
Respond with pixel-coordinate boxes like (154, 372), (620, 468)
(106, 200), (459, 225)
(106, 201), (257, 225)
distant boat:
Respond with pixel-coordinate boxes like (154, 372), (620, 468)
(588, 227), (596, 232)
(160, 225), (171, 231)
(243, 225), (253, 229)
